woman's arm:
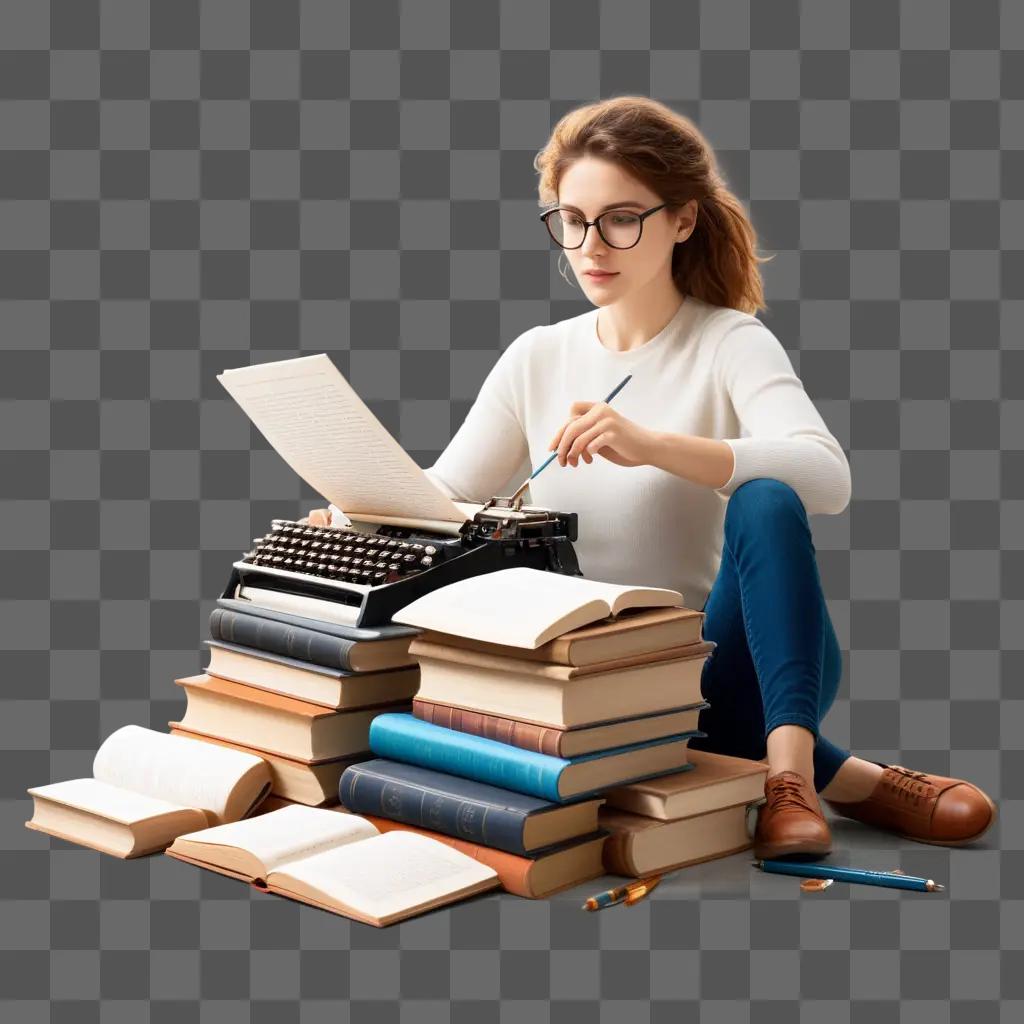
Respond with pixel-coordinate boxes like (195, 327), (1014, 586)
(646, 433), (736, 490)
(420, 329), (537, 504)
(649, 319), (851, 516)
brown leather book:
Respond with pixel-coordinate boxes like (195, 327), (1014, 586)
(410, 639), (715, 729)
(603, 748), (769, 821)
(414, 606), (705, 667)
(412, 699), (706, 758)
(601, 802), (754, 877)
(409, 635), (711, 679)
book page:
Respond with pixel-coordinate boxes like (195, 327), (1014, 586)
(217, 354), (466, 524)
(28, 778), (190, 825)
(270, 830), (497, 922)
(391, 566), (683, 648)
(174, 805), (380, 874)
(92, 725), (266, 820)
(332, 502), (486, 534)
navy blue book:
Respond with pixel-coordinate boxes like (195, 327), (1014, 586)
(339, 757), (605, 856)
(367, 712), (701, 804)
(210, 603), (418, 673)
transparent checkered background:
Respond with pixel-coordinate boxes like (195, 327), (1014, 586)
(2, 0), (1022, 1019)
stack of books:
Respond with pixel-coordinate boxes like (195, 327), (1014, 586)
(600, 747), (770, 875)
(302, 567), (720, 895)
(24, 569), (769, 921)
(167, 600), (424, 806)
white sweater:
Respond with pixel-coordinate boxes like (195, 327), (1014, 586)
(420, 295), (850, 613)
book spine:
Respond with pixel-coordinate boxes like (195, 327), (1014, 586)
(209, 607), (354, 671)
(600, 830), (638, 877)
(339, 766), (532, 855)
(368, 714), (564, 803)
(412, 700), (564, 757)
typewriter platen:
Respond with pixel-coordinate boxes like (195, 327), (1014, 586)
(223, 496), (583, 628)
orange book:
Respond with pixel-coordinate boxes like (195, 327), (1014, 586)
(173, 673), (410, 763)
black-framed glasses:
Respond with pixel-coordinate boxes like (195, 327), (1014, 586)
(539, 202), (668, 250)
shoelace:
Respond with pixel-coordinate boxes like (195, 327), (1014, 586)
(885, 765), (936, 806)
(767, 775), (817, 814)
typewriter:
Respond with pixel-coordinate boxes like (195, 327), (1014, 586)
(221, 495), (583, 628)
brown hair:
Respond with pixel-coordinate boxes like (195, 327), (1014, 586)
(533, 96), (773, 316)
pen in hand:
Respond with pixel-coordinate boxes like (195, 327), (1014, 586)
(510, 373), (633, 504)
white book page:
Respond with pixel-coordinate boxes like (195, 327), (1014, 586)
(92, 725), (265, 820)
(174, 805), (380, 874)
(217, 354), (465, 524)
(28, 778), (190, 825)
(271, 830), (496, 921)
(391, 566), (683, 647)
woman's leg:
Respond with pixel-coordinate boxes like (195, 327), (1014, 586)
(688, 477), (851, 792)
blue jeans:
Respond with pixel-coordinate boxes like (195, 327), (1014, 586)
(688, 478), (851, 793)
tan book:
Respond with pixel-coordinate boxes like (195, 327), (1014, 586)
(603, 748), (769, 821)
(25, 725), (272, 858)
(255, 798), (607, 901)
(415, 606), (705, 667)
(202, 640), (421, 710)
(600, 802), (755, 877)
(168, 726), (371, 805)
(173, 673), (410, 762)
(409, 639), (714, 728)
(412, 699), (707, 758)
(391, 566), (684, 648)
(166, 804), (500, 927)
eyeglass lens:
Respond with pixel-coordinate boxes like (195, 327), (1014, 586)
(546, 210), (643, 249)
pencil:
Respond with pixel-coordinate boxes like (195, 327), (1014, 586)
(510, 373), (633, 503)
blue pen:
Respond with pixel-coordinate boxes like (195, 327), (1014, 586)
(509, 373), (633, 504)
(754, 859), (945, 893)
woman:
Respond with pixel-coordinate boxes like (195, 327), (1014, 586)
(304, 96), (995, 859)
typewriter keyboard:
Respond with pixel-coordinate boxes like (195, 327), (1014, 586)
(242, 519), (448, 590)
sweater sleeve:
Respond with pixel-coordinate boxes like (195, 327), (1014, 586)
(711, 318), (851, 516)
(419, 329), (535, 504)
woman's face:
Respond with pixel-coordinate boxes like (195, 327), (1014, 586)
(554, 156), (696, 304)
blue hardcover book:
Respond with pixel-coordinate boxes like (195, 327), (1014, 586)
(339, 757), (606, 856)
(368, 712), (702, 804)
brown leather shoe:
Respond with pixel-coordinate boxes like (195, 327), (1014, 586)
(824, 763), (997, 847)
(754, 770), (833, 860)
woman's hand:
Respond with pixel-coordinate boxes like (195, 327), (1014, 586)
(547, 401), (659, 469)
(297, 508), (331, 526)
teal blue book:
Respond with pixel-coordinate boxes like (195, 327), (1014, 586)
(368, 712), (702, 804)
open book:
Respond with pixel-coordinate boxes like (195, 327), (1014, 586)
(25, 726), (272, 858)
(391, 566), (684, 648)
(166, 804), (500, 927)
(217, 353), (485, 537)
